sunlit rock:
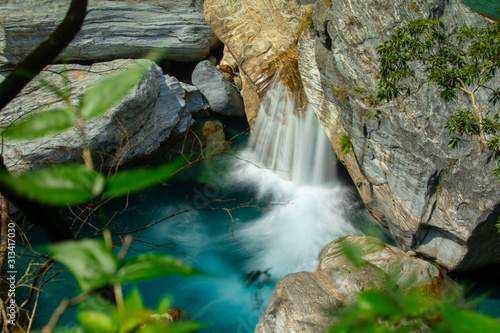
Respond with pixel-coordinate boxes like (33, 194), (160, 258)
(255, 236), (455, 333)
(203, 0), (312, 124)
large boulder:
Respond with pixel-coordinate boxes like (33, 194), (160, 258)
(0, 59), (196, 172)
(191, 60), (245, 117)
(298, 0), (500, 271)
(0, 0), (219, 65)
(255, 236), (454, 333)
(203, 0), (311, 124)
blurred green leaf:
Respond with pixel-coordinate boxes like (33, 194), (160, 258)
(79, 61), (150, 120)
(31, 328), (83, 333)
(117, 253), (203, 283)
(2, 108), (75, 140)
(0, 165), (105, 206)
(78, 311), (116, 333)
(157, 296), (173, 315)
(103, 158), (184, 199)
(140, 321), (206, 333)
(399, 289), (436, 317)
(339, 238), (367, 268)
(168, 321), (205, 333)
(442, 303), (500, 332)
(125, 288), (145, 313)
(79, 294), (115, 321)
(47, 239), (118, 292)
(123, 288), (153, 332)
(358, 290), (399, 317)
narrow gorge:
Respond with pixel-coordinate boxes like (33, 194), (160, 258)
(0, 0), (499, 332)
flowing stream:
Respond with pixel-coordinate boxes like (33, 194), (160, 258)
(29, 78), (386, 332)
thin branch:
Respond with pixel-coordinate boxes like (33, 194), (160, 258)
(42, 293), (88, 333)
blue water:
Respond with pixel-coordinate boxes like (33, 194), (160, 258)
(22, 124), (386, 332)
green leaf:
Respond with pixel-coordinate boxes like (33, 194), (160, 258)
(30, 328), (84, 333)
(358, 290), (400, 317)
(139, 321), (203, 333)
(116, 253), (203, 283)
(79, 61), (151, 120)
(2, 108), (75, 140)
(123, 288), (153, 332)
(442, 303), (500, 332)
(103, 158), (183, 199)
(157, 296), (173, 315)
(79, 294), (116, 318)
(78, 311), (116, 333)
(125, 288), (145, 313)
(339, 238), (367, 268)
(168, 321), (205, 333)
(47, 239), (118, 292)
(399, 289), (436, 317)
(0, 165), (105, 206)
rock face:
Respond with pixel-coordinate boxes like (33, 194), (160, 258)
(191, 60), (245, 117)
(255, 236), (453, 333)
(0, 0), (218, 65)
(298, 0), (500, 271)
(203, 0), (311, 124)
(0, 59), (196, 172)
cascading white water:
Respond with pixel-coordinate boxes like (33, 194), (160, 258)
(231, 78), (360, 279)
(250, 79), (336, 186)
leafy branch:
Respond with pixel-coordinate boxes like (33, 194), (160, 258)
(377, 18), (500, 175)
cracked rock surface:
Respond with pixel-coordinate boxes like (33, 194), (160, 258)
(299, 0), (500, 271)
(0, 59), (195, 172)
(0, 0), (218, 64)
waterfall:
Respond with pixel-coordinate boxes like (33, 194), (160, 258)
(251, 79), (336, 186)
(231, 78), (360, 279)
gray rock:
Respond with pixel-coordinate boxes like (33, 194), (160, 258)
(0, 59), (195, 172)
(191, 60), (245, 117)
(180, 81), (210, 115)
(298, 0), (500, 271)
(255, 236), (454, 333)
(0, 0), (219, 65)
(203, 0), (309, 124)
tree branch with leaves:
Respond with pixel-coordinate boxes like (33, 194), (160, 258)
(377, 18), (500, 174)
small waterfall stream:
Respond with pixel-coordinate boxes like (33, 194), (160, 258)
(230, 78), (359, 279)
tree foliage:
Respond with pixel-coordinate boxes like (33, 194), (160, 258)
(40, 236), (204, 332)
(377, 18), (500, 175)
(329, 239), (500, 332)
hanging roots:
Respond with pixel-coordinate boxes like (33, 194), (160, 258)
(255, 42), (307, 111)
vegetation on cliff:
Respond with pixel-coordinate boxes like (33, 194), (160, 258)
(377, 18), (500, 176)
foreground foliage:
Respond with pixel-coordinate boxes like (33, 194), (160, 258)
(0, 56), (199, 332)
(38, 235), (203, 333)
(329, 239), (500, 332)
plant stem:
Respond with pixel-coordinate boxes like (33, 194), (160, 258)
(114, 282), (127, 332)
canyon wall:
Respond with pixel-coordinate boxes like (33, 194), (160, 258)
(205, 0), (500, 272)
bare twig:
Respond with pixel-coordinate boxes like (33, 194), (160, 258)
(42, 293), (88, 333)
